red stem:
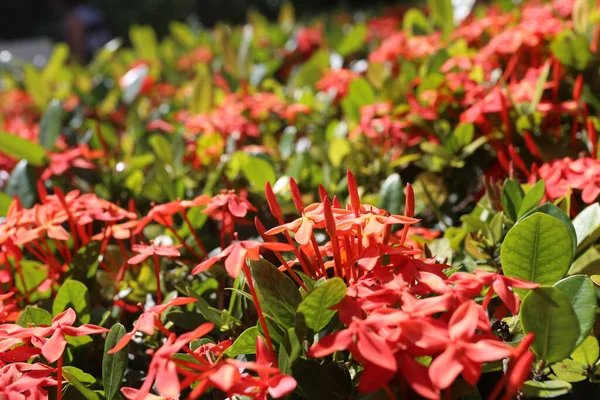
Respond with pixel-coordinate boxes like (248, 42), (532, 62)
(242, 263), (276, 364)
(57, 354), (63, 400)
(181, 209), (208, 256)
(153, 253), (163, 304)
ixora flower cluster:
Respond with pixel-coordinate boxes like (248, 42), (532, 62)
(1, 0), (600, 398)
(0, 171), (542, 400)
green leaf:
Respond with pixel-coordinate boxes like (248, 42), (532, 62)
(446, 123), (474, 154)
(520, 203), (578, 253)
(250, 259), (302, 328)
(15, 260), (49, 302)
(62, 368), (101, 400)
(336, 24), (367, 56)
(520, 380), (572, 398)
(242, 156), (276, 188)
(550, 359), (587, 382)
(63, 366), (96, 385)
(378, 173), (405, 217)
(0, 191), (11, 217)
(68, 241), (102, 281)
(403, 8), (431, 36)
(501, 213), (573, 285)
(225, 327), (259, 356)
(550, 30), (592, 70)
(292, 359), (352, 400)
(190, 63), (213, 114)
(341, 78), (375, 122)
(427, 0), (454, 38)
(554, 275), (597, 346)
(39, 99), (63, 150)
(518, 181), (546, 218)
(572, 203), (600, 254)
(291, 50), (329, 88)
(571, 335), (600, 366)
(297, 277), (346, 332)
(103, 323), (128, 400)
(17, 306), (53, 327)
(501, 179), (524, 222)
(278, 327), (301, 375)
(328, 138), (351, 168)
(0, 132), (47, 166)
(6, 160), (37, 208)
(149, 134), (173, 165)
(520, 287), (580, 363)
(53, 280), (91, 323)
(529, 61), (551, 113)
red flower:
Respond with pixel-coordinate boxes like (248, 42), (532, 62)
(128, 241), (182, 265)
(12, 308), (108, 363)
(428, 301), (514, 389)
(108, 297), (198, 354)
(192, 239), (294, 278)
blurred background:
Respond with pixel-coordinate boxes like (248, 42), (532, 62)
(0, 0), (400, 41)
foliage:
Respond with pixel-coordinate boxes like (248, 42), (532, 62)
(1, 0), (600, 399)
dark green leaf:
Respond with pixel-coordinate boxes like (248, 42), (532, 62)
(103, 323), (128, 400)
(378, 173), (404, 217)
(520, 287), (580, 363)
(297, 277), (346, 332)
(278, 327), (301, 375)
(293, 359), (352, 400)
(225, 326), (259, 356)
(554, 275), (597, 346)
(250, 259), (302, 329)
(39, 99), (63, 150)
(68, 241), (102, 281)
(502, 213), (573, 285)
(6, 160), (37, 208)
(0, 132), (47, 166)
(53, 280), (91, 323)
(501, 179), (524, 222)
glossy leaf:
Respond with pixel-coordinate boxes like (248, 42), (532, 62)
(517, 180), (546, 218)
(520, 287), (580, 363)
(554, 275), (598, 346)
(39, 99), (63, 150)
(250, 259), (302, 328)
(573, 203), (600, 254)
(378, 173), (404, 217)
(62, 368), (101, 400)
(53, 280), (91, 323)
(242, 156), (276, 188)
(225, 327), (259, 356)
(103, 323), (128, 400)
(502, 213), (573, 285)
(549, 359), (586, 382)
(520, 380), (572, 398)
(571, 335), (600, 366)
(0, 132), (48, 166)
(520, 203), (578, 252)
(501, 179), (524, 222)
(17, 306), (53, 327)
(297, 277), (346, 332)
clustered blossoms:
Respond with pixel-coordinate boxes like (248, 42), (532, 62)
(0, 0), (599, 398)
